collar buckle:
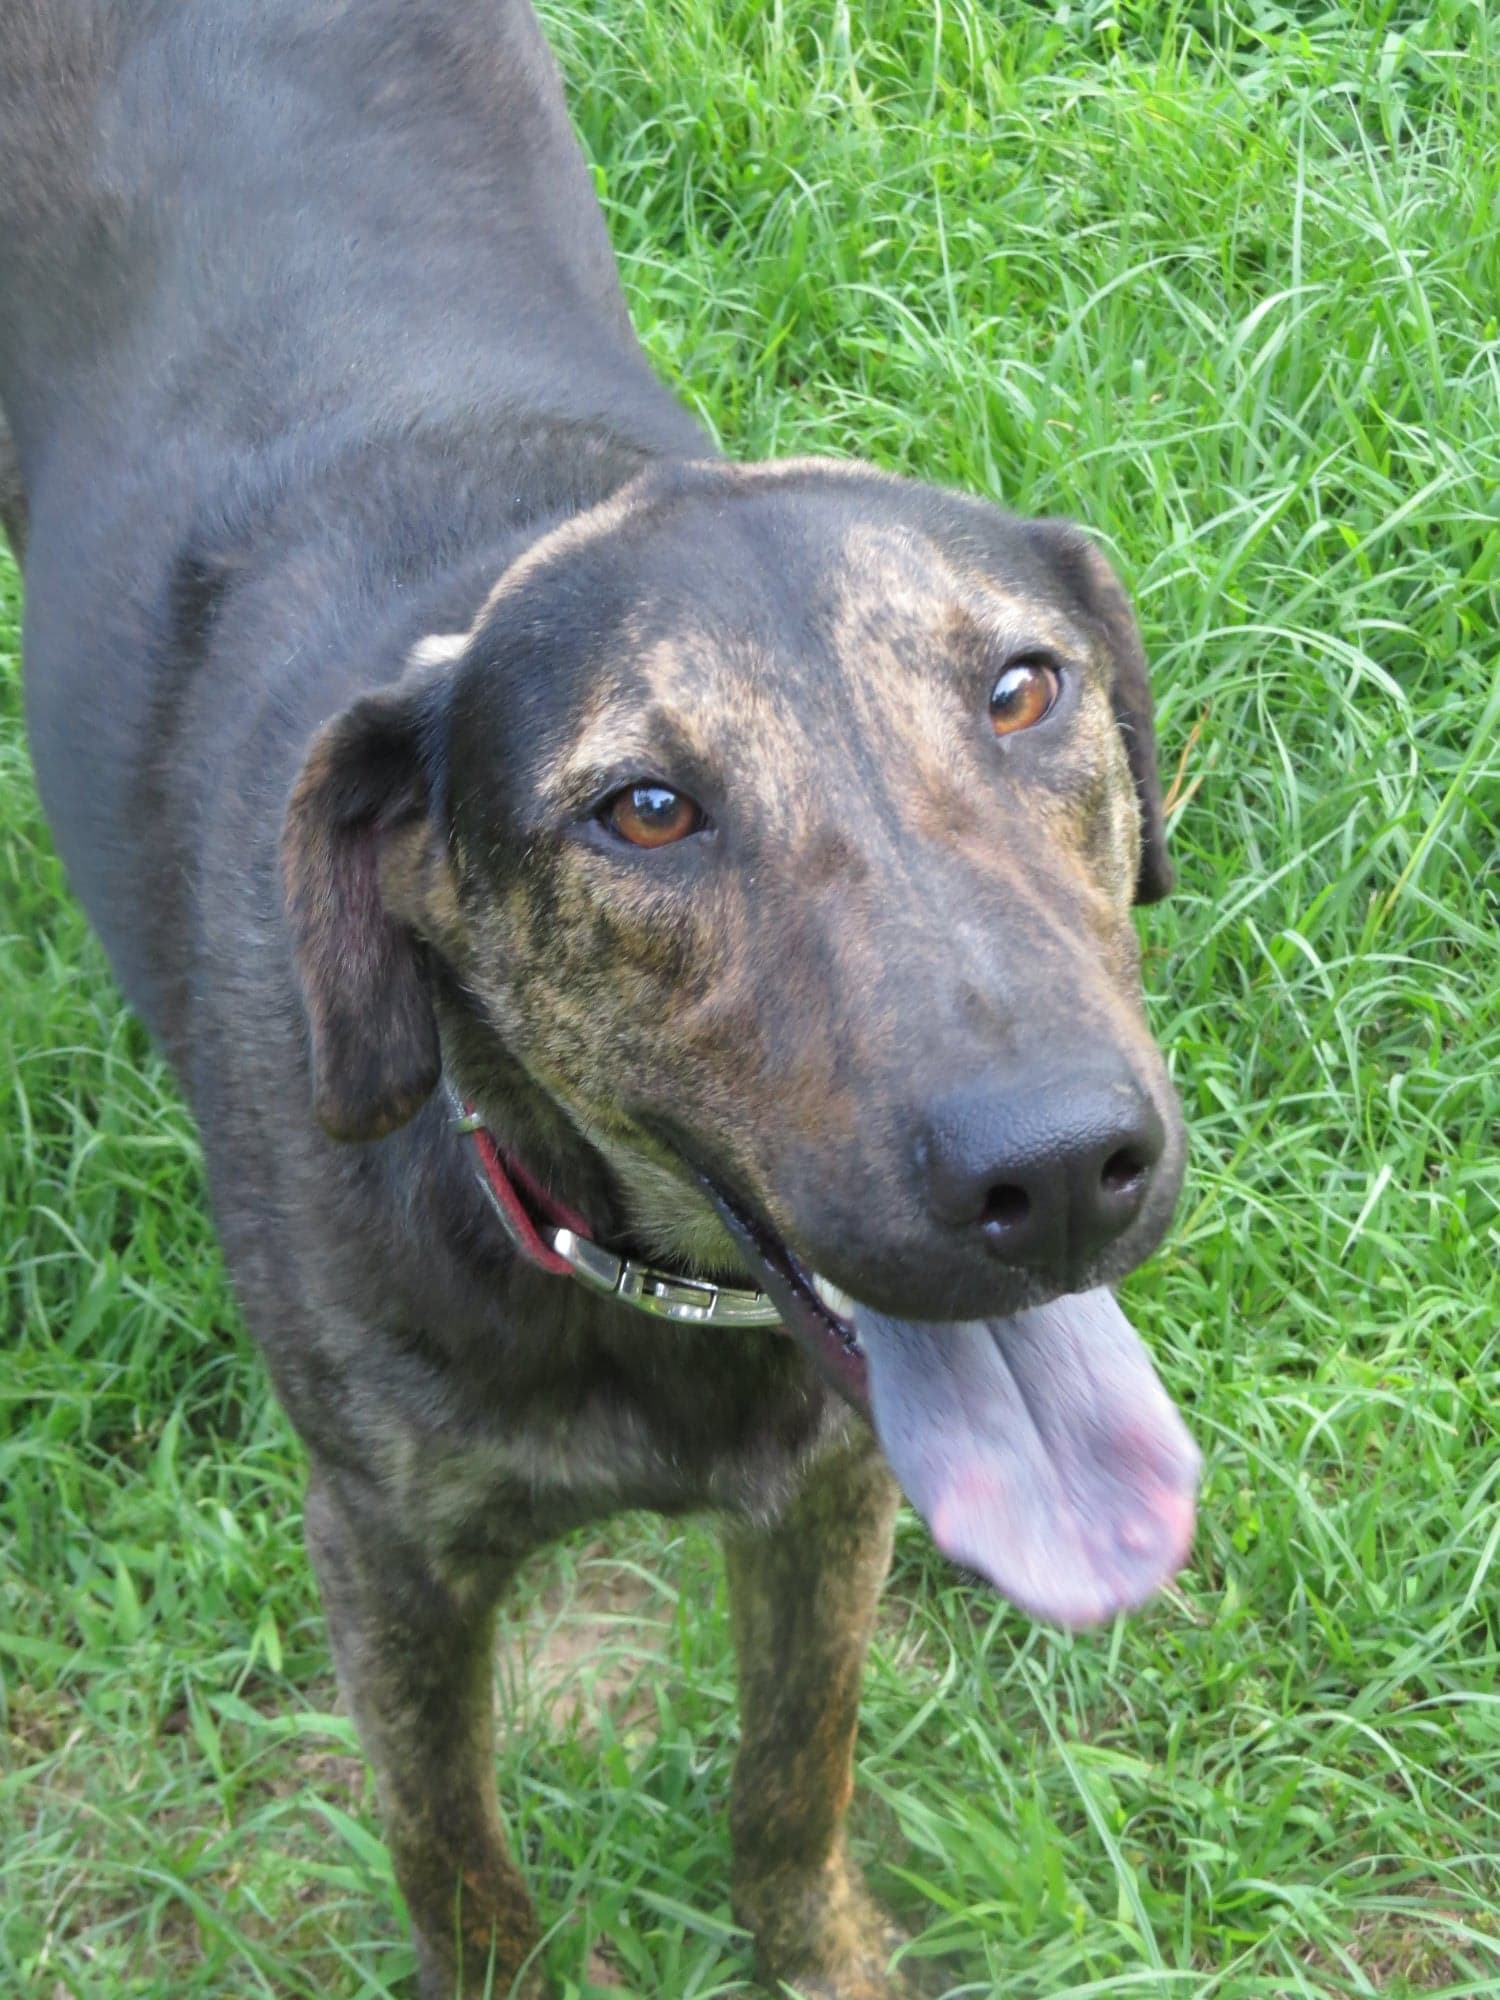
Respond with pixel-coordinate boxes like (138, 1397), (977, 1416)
(450, 1086), (783, 1330)
(551, 1227), (782, 1327)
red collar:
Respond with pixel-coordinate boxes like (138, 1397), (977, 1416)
(462, 1109), (592, 1278)
(447, 1086), (784, 1329)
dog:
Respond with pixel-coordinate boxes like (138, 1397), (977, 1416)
(0, 3), (1201, 1994)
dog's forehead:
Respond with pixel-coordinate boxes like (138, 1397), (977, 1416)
(469, 463), (1091, 659)
(597, 474), (1090, 648)
(449, 469), (1108, 829)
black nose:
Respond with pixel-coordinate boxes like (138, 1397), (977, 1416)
(919, 1071), (1165, 1279)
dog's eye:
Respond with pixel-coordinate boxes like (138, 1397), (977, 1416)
(990, 659), (1061, 736)
(602, 783), (705, 849)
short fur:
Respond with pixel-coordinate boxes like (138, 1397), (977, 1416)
(1, 4), (1181, 1995)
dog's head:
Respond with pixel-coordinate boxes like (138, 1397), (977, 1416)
(282, 458), (1197, 1626)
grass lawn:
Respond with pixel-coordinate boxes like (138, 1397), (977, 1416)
(4, 1), (1499, 1994)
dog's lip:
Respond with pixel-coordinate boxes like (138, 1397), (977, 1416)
(697, 1179), (871, 1407)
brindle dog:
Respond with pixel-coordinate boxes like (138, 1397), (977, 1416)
(0, 3), (1201, 1995)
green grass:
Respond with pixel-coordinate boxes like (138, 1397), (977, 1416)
(4, 1), (1499, 1994)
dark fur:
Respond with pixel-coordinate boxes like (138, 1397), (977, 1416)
(1, 4), (1179, 1995)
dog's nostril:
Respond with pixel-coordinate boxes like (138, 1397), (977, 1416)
(981, 1184), (1032, 1234)
(1100, 1146), (1148, 1198)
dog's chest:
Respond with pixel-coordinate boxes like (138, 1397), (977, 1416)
(367, 1324), (860, 1574)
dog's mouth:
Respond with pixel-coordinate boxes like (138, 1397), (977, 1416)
(708, 1184), (1201, 1632)
(709, 1188), (872, 1401)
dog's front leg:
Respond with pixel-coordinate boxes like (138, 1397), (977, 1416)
(722, 1440), (913, 2000)
(304, 1475), (550, 2000)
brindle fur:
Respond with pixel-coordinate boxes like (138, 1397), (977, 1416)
(1, 3), (1179, 1995)
(724, 1442), (906, 1998)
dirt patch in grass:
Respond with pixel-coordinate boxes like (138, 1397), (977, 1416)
(504, 1536), (679, 1742)
(1299, 1888), (1500, 1990)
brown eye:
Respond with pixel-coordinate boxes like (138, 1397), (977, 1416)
(990, 659), (1061, 736)
(603, 783), (705, 848)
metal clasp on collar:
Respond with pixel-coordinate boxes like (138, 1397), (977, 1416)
(448, 1086), (782, 1329)
(550, 1228), (783, 1327)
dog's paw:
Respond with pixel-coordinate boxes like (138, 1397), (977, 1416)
(774, 1944), (915, 2000)
(736, 1854), (915, 2000)
(415, 1940), (555, 2000)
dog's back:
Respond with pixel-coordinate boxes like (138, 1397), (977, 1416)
(0, 0), (637, 449)
(0, 0), (701, 1042)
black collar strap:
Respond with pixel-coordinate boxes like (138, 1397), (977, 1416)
(445, 1084), (783, 1329)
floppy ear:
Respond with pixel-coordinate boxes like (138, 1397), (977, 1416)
(1088, 545), (1173, 904)
(1030, 524), (1173, 904)
(280, 663), (454, 1142)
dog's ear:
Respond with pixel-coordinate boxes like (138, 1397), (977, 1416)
(280, 660), (457, 1142)
(1030, 524), (1173, 904)
(1088, 546), (1173, 904)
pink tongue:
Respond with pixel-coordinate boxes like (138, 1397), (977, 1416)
(858, 1288), (1200, 1629)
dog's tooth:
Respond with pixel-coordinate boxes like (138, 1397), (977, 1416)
(811, 1273), (856, 1321)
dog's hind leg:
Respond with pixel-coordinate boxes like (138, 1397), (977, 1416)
(0, 413), (27, 564)
(304, 1475), (551, 2000)
(722, 1442), (914, 2000)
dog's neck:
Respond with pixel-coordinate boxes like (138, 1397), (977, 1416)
(179, 411), (689, 690)
(431, 971), (761, 1305)
(433, 973), (625, 1241)
(445, 1075), (783, 1330)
